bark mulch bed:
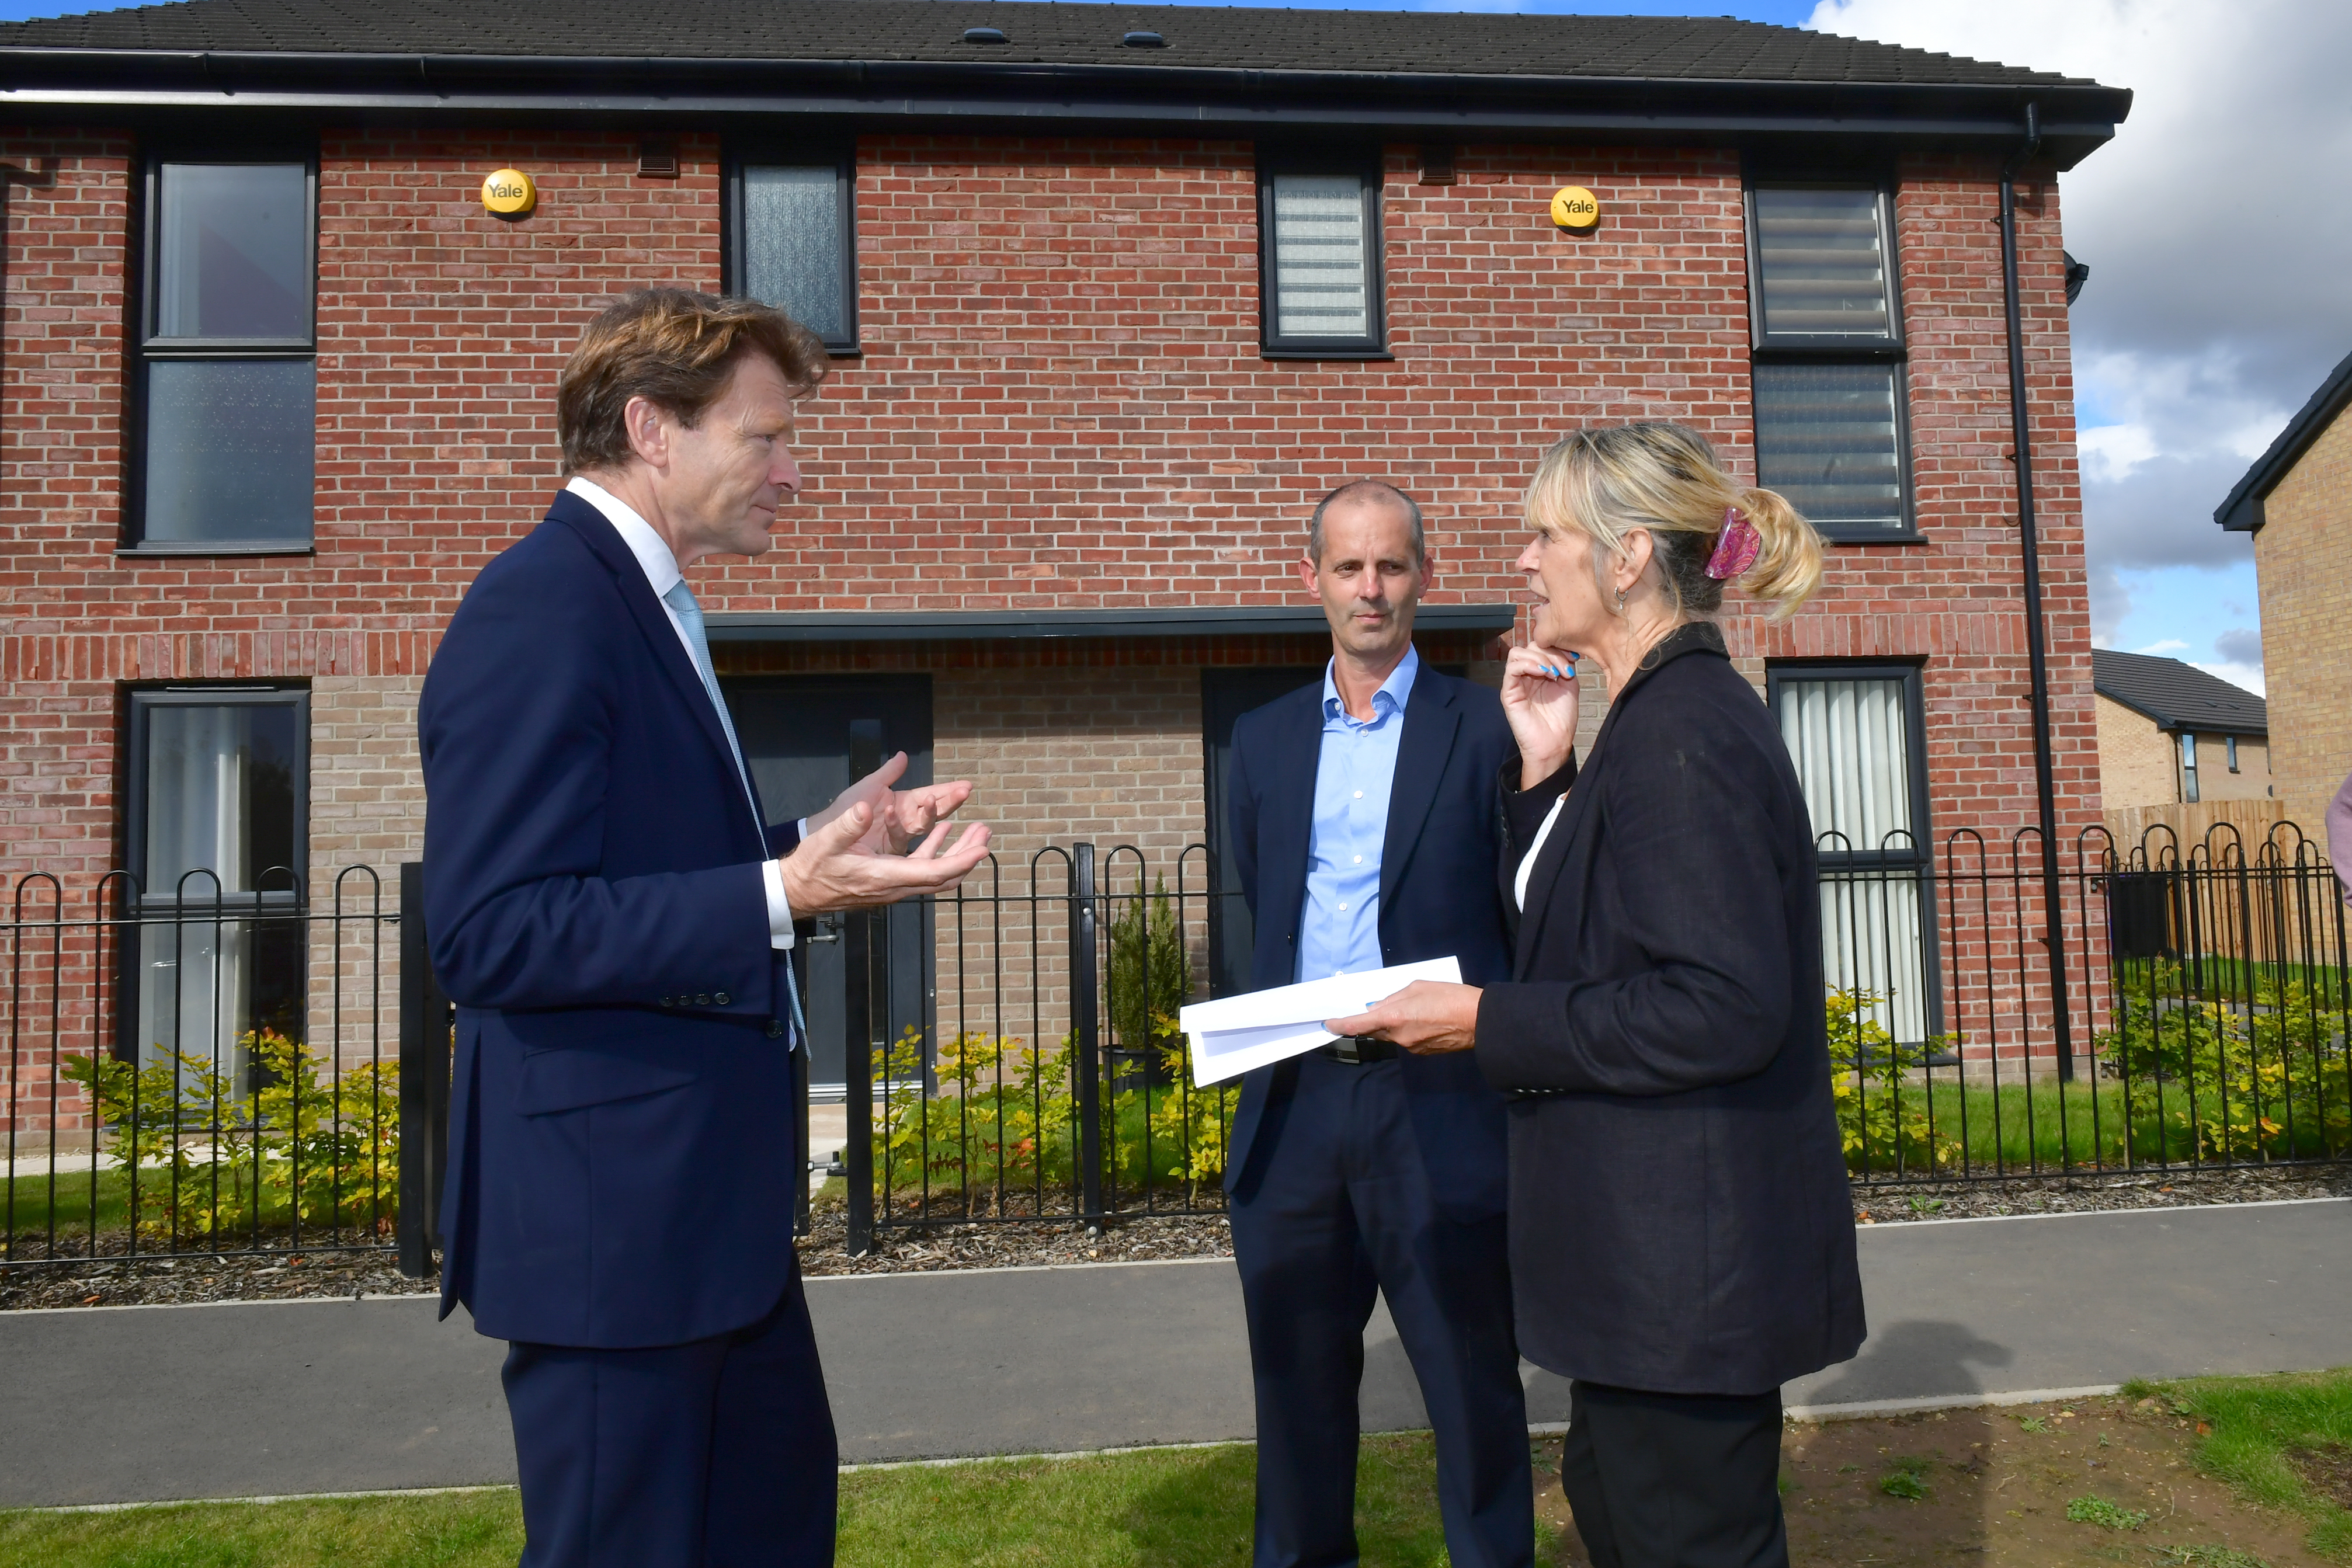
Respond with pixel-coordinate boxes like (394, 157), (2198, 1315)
(4, 1163), (2344, 1306)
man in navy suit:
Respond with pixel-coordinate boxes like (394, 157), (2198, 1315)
(420, 288), (990, 1567)
(1223, 482), (1531, 1568)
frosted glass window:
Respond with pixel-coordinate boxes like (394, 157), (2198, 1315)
(1271, 174), (1371, 340)
(153, 163), (310, 341)
(141, 360), (315, 544)
(742, 164), (849, 341)
(1753, 186), (1894, 341)
(1753, 361), (1905, 532)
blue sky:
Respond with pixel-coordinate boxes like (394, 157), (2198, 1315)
(8, 0), (2331, 701)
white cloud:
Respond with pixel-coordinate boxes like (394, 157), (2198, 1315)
(2076, 423), (2158, 485)
(1806, 0), (2352, 586)
(2133, 638), (2190, 656)
(2191, 661), (2266, 697)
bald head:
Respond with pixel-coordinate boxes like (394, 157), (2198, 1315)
(1309, 480), (1425, 566)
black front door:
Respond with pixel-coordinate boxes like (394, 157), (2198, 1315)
(724, 674), (935, 1098)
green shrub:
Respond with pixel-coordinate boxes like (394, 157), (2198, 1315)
(57, 1029), (398, 1242)
(1878, 1456), (1931, 1500)
(1825, 988), (1958, 1174)
(2097, 960), (2350, 1162)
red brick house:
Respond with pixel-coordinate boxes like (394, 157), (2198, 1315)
(0, 1), (2125, 1115)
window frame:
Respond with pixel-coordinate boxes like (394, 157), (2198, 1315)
(2226, 734), (2240, 774)
(124, 147), (321, 557)
(1743, 171), (1920, 545)
(121, 684), (311, 912)
(1767, 658), (1943, 1043)
(2180, 731), (2201, 803)
(722, 140), (860, 356)
(1256, 148), (1389, 361)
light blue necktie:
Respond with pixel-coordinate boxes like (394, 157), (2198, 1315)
(663, 579), (807, 1048)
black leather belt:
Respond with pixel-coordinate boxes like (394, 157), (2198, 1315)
(1320, 1036), (1401, 1065)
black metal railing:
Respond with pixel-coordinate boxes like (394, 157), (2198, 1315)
(6, 819), (2344, 1274)
(2, 866), (403, 1271)
(1833, 819), (2351, 1187)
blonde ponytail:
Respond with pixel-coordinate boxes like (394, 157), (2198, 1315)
(1730, 484), (1824, 618)
(1523, 423), (1826, 622)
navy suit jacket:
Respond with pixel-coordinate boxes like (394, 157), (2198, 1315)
(420, 489), (806, 1350)
(1221, 659), (1517, 1219)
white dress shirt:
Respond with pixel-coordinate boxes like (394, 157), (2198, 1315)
(1514, 794), (1569, 912)
(566, 476), (797, 951)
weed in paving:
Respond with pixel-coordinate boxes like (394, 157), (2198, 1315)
(2070, 1494), (2153, 1529)
(1879, 1456), (1934, 1501)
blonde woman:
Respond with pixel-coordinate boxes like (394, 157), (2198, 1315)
(1330, 423), (1864, 1568)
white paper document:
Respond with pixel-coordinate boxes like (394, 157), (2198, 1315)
(1179, 957), (1462, 1087)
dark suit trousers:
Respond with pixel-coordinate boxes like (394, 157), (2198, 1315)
(1558, 1382), (1788, 1568)
(1229, 1052), (1533, 1568)
(502, 1266), (839, 1568)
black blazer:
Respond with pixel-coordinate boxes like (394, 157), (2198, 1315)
(1475, 623), (1865, 1395)
(1223, 659), (1519, 1218)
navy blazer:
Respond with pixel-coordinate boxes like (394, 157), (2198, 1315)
(1222, 659), (1517, 1218)
(1475, 622), (1866, 1395)
(420, 490), (805, 1350)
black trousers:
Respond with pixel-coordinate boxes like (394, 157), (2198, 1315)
(502, 1268), (839, 1568)
(1558, 1382), (1787, 1568)
(1229, 1052), (1534, 1568)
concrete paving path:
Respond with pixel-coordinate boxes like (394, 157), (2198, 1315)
(2, 1198), (2345, 1508)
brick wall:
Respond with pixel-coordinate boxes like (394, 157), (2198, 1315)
(0, 124), (2106, 1118)
(2095, 694), (2181, 809)
(2254, 404), (2352, 829)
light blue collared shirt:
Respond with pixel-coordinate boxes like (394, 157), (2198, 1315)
(1297, 647), (1420, 983)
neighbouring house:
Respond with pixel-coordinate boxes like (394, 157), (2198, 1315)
(2216, 346), (2352, 832)
(2092, 648), (2271, 809)
(0, 0), (2124, 1120)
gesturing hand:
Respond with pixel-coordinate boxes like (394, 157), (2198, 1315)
(779, 801), (992, 917)
(1500, 641), (1581, 790)
(806, 751), (975, 856)
(1323, 979), (1483, 1056)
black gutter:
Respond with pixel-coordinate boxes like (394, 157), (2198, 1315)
(704, 603), (1519, 644)
(1996, 101), (2075, 1082)
(0, 51), (2131, 164)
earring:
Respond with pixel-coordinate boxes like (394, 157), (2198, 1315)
(1614, 584), (1627, 613)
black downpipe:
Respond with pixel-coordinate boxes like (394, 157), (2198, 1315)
(1997, 101), (2075, 1082)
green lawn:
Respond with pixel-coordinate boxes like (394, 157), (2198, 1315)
(2134, 1368), (2352, 1562)
(4, 1164), (394, 1255)
(0, 1434), (1539, 1568)
(1845, 1076), (2351, 1178)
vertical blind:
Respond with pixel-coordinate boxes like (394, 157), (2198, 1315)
(1778, 676), (1930, 1044)
(742, 164), (848, 341)
(1752, 361), (1905, 531)
(1271, 174), (1370, 340)
(1752, 186), (1893, 339)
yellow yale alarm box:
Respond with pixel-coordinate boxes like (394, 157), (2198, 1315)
(482, 168), (537, 217)
(1550, 186), (1599, 230)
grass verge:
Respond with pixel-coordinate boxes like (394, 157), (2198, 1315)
(0, 1434), (1535, 1568)
(2129, 1367), (2352, 1562)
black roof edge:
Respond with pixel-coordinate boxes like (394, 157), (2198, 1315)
(2214, 343), (2352, 534)
(705, 603), (1517, 643)
(0, 52), (2129, 166)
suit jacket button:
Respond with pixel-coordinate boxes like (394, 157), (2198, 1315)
(714, 991), (731, 1006)
(766, 1020), (784, 1039)
(658, 996), (673, 1007)
(696, 993), (712, 1006)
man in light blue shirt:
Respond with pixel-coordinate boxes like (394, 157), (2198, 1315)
(1221, 482), (1530, 1568)
(1297, 646), (1416, 981)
